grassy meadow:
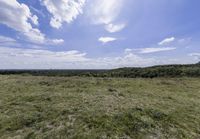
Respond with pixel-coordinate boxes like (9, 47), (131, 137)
(0, 75), (200, 138)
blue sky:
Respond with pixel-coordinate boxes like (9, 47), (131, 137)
(0, 0), (200, 69)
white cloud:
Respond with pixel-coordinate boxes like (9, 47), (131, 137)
(189, 53), (200, 60)
(105, 23), (126, 33)
(42, 0), (86, 29)
(0, 47), (88, 69)
(87, 0), (123, 24)
(0, 47), (195, 69)
(0, 35), (19, 47)
(0, 36), (16, 43)
(0, 0), (44, 43)
(98, 37), (117, 44)
(42, 0), (126, 32)
(0, 47), (87, 62)
(30, 15), (39, 25)
(158, 37), (175, 45)
(0, 0), (63, 45)
(48, 39), (64, 45)
(124, 48), (133, 54)
(139, 47), (176, 54)
(87, 0), (126, 33)
(189, 53), (200, 57)
(0, 47), (155, 69)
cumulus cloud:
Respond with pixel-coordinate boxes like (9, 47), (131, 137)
(42, 0), (86, 29)
(105, 23), (126, 33)
(87, 0), (126, 33)
(0, 0), (63, 44)
(87, 0), (123, 24)
(98, 37), (117, 44)
(158, 37), (175, 45)
(41, 0), (126, 32)
(0, 0), (44, 43)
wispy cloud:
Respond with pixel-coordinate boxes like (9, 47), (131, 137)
(124, 48), (133, 54)
(0, 47), (155, 69)
(105, 23), (126, 33)
(189, 53), (200, 56)
(0, 47), (88, 68)
(98, 37), (117, 44)
(0, 36), (16, 43)
(158, 37), (175, 45)
(189, 53), (200, 60)
(125, 47), (176, 54)
(0, 47), (193, 69)
(48, 39), (64, 45)
(30, 6), (45, 18)
(0, 35), (20, 47)
(139, 47), (176, 54)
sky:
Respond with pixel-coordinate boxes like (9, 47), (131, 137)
(0, 0), (200, 69)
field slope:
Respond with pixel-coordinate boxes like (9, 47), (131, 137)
(0, 75), (200, 138)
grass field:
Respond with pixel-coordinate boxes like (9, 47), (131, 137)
(0, 75), (200, 139)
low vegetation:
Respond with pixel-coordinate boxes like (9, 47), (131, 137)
(0, 75), (200, 138)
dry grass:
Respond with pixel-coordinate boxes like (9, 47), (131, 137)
(0, 75), (200, 138)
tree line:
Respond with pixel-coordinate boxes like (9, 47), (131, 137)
(0, 63), (200, 78)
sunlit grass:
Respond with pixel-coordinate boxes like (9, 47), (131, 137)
(0, 75), (199, 138)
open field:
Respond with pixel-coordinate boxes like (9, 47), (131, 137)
(0, 75), (200, 139)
